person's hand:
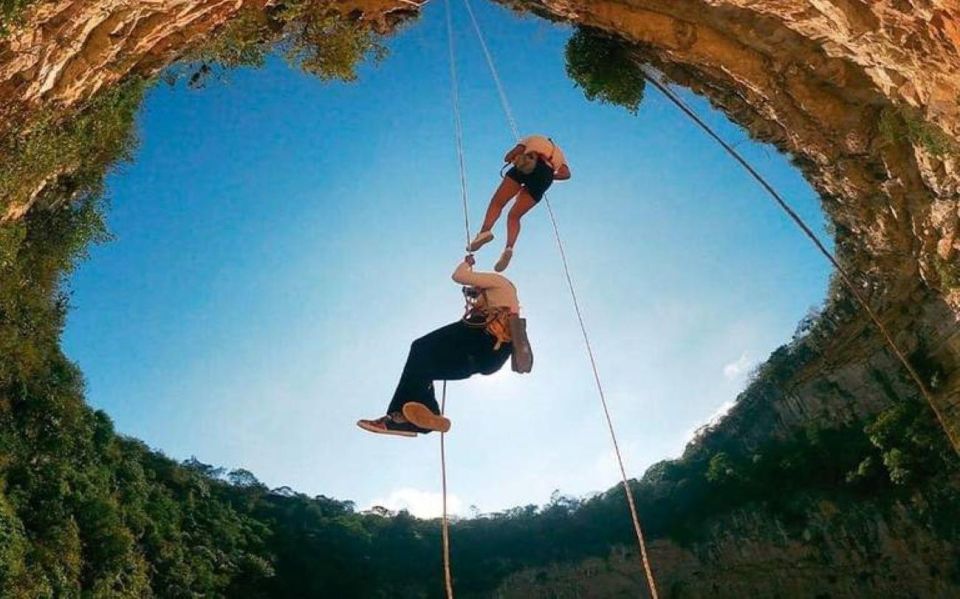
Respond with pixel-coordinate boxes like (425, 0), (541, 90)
(465, 254), (476, 267)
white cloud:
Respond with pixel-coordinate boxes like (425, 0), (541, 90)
(368, 487), (464, 519)
(722, 352), (753, 380)
(705, 400), (735, 425)
(683, 400), (736, 447)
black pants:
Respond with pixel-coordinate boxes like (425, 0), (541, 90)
(505, 157), (554, 202)
(386, 320), (512, 415)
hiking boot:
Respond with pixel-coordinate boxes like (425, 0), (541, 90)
(494, 247), (513, 272)
(467, 230), (494, 252)
(357, 415), (426, 437)
(402, 402), (452, 433)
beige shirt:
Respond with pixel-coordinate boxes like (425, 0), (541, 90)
(520, 134), (567, 171)
(452, 261), (520, 314)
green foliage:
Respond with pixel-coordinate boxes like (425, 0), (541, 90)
(189, 8), (273, 71)
(0, 0), (39, 37)
(865, 398), (956, 486)
(181, 2), (388, 87)
(0, 492), (28, 591)
(565, 26), (646, 113)
(705, 452), (741, 484)
(0, 76), (147, 221)
(0, 193), (111, 388)
(935, 256), (960, 290)
(279, 5), (388, 81)
(879, 106), (958, 157)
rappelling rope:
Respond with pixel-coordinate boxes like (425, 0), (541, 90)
(446, 0), (472, 245)
(460, 0), (520, 140)
(637, 68), (960, 457)
(439, 381), (454, 599)
(460, 1), (660, 597)
(438, 0), (477, 592)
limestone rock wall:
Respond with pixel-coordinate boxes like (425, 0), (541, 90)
(492, 491), (960, 598)
(0, 0), (415, 114)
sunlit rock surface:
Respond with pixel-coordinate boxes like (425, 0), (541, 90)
(0, 0), (413, 110)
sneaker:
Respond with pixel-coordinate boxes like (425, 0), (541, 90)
(467, 230), (494, 252)
(402, 402), (452, 433)
(494, 247), (513, 272)
(357, 415), (426, 437)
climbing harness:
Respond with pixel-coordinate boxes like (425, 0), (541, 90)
(459, 0), (661, 597)
(511, 151), (539, 174)
(461, 286), (534, 369)
(462, 288), (512, 347)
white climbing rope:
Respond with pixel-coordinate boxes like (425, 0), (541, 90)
(459, 1), (661, 597)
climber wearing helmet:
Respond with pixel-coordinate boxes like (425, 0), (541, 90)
(357, 255), (532, 437)
(466, 134), (571, 272)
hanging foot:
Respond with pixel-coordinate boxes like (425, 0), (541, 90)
(494, 247), (513, 272)
(356, 414), (426, 437)
(467, 230), (494, 252)
(402, 402), (452, 433)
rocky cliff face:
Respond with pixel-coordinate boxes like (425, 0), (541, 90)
(493, 484), (960, 598)
(1, 1), (959, 597)
(0, 0), (415, 113)
(0, 0), (420, 221)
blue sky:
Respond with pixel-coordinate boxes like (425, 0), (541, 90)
(63, 2), (831, 517)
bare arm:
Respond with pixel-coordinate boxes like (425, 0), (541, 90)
(453, 258), (509, 291)
(553, 164), (571, 181)
(503, 143), (525, 163)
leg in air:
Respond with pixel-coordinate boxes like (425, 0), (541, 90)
(496, 189), (538, 272)
(468, 176), (521, 252)
(358, 322), (478, 436)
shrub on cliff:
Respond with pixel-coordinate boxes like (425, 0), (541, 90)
(0, 76), (145, 229)
(878, 106), (958, 157)
(182, 2), (388, 87)
(565, 26), (646, 114)
(0, 0), (38, 37)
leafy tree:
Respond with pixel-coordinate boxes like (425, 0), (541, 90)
(565, 26), (646, 113)
(179, 2), (389, 87)
(279, 5), (388, 81)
